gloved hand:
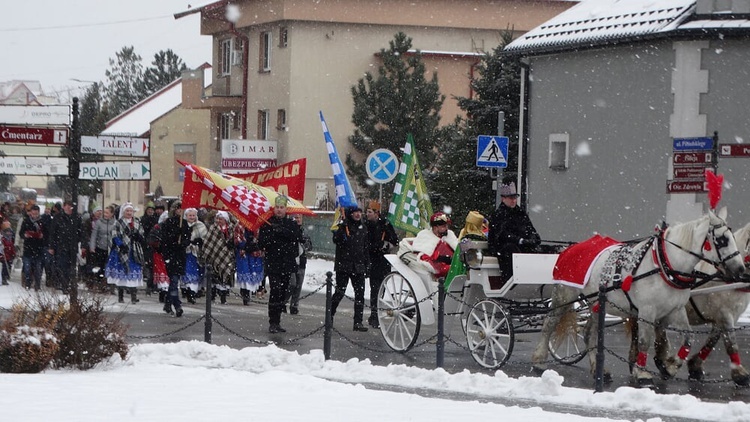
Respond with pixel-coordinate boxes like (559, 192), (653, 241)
(131, 232), (143, 242)
(436, 255), (453, 265)
(191, 238), (204, 247)
(120, 244), (129, 254)
(380, 241), (393, 253)
(519, 238), (540, 247)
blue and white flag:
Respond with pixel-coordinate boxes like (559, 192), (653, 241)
(320, 111), (358, 208)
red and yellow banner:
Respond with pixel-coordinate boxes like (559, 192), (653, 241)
(180, 160), (312, 230)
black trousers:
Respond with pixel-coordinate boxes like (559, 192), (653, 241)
(368, 257), (391, 316)
(331, 271), (366, 324)
(267, 272), (291, 325)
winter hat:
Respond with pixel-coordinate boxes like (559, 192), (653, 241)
(499, 182), (519, 197)
(119, 203), (134, 220)
(215, 211), (230, 222)
(430, 212), (451, 227)
(274, 195), (289, 207)
(346, 205), (362, 215)
(92, 206), (102, 214)
(367, 200), (381, 212)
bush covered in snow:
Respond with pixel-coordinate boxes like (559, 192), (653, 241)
(0, 293), (129, 372)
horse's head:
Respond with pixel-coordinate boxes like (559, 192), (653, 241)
(703, 208), (746, 280)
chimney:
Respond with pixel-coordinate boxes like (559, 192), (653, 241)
(181, 68), (205, 109)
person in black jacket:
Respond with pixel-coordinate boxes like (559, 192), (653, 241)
(488, 181), (541, 283)
(159, 201), (191, 317)
(47, 200), (83, 294)
(331, 205), (370, 332)
(258, 196), (302, 333)
(364, 200), (398, 328)
(20, 205), (45, 290)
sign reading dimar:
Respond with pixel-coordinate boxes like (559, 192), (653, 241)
(81, 135), (149, 157)
(0, 156), (69, 175)
(79, 162), (151, 180)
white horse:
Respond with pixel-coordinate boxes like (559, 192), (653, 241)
(646, 223), (750, 386)
(531, 209), (746, 387)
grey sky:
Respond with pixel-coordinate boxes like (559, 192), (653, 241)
(1, 0), (211, 99)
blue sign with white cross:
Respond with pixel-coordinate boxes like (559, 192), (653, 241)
(476, 135), (508, 168)
(366, 148), (399, 184)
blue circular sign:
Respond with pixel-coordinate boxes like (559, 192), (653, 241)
(366, 149), (399, 184)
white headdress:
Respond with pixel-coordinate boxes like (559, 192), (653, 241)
(119, 203), (135, 220)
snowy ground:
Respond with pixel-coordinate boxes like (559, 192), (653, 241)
(1, 259), (750, 422)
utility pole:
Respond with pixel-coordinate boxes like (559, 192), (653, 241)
(69, 97), (81, 305)
(494, 111), (505, 208)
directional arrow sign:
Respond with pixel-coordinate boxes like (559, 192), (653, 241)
(0, 156), (68, 175)
(81, 135), (149, 157)
(79, 162), (151, 180)
(0, 125), (68, 146)
(0, 105), (70, 126)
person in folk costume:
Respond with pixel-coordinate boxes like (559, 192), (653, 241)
(180, 208), (207, 304)
(201, 211), (236, 304)
(331, 205), (371, 332)
(444, 211), (487, 289)
(159, 201), (190, 316)
(148, 212), (170, 301)
(364, 200), (398, 328)
(235, 223), (264, 306)
(258, 196), (302, 333)
(105, 203), (146, 304)
(285, 214), (312, 315)
(410, 212), (459, 278)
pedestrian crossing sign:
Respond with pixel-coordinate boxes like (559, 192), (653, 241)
(476, 135), (508, 168)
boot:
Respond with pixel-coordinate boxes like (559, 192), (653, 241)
(118, 288), (125, 303)
(158, 290), (166, 303)
(353, 322), (369, 332)
(130, 288), (139, 304)
(241, 289), (250, 306)
(219, 290), (228, 304)
(163, 303), (173, 315)
(211, 286), (217, 302)
(187, 290), (196, 304)
(175, 306), (184, 317)
(368, 314), (380, 329)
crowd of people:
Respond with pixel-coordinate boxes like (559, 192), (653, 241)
(1, 181), (540, 335)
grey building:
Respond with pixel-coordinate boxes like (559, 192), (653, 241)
(505, 0), (750, 241)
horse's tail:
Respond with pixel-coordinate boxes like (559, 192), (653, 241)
(553, 300), (579, 339)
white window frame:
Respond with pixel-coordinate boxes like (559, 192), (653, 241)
(260, 31), (272, 72)
(548, 133), (569, 170)
(258, 109), (269, 140)
(219, 113), (232, 150)
(220, 39), (232, 76)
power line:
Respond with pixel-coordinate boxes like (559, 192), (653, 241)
(0, 15), (173, 32)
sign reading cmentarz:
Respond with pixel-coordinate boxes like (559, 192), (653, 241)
(0, 105), (70, 126)
(0, 125), (68, 146)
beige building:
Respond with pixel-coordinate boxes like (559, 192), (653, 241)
(166, 0), (574, 206)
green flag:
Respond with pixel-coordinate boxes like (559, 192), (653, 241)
(387, 134), (433, 236)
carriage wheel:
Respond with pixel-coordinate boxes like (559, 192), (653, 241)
(377, 272), (421, 352)
(547, 300), (589, 365)
(466, 299), (514, 369)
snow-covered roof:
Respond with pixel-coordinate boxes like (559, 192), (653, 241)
(506, 0), (695, 54)
(102, 66), (212, 137)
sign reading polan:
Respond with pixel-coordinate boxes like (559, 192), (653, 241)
(0, 105), (70, 126)
(81, 135), (149, 157)
(79, 162), (151, 180)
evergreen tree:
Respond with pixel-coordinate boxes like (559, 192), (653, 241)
(347, 32), (444, 200)
(0, 151), (16, 192)
(104, 46), (145, 116)
(431, 32), (521, 225)
(140, 49), (187, 96)
(79, 83), (109, 136)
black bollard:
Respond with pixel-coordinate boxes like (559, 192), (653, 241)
(436, 278), (445, 368)
(594, 283), (607, 392)
(324, 271), (333, 360)
(204, 267), (213, 344)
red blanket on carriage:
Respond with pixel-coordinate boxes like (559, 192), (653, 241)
(553, 234), (621, 288)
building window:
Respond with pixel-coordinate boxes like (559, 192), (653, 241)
(548, 133), (569, 170)
(174, 144), (196, 182)
(276, 109), (286, 130)
(231, 110), (241, 130)
(257, 109), (269, 140)
(279, 27), (288, 48)
(259, 31), (272, 72)
(220, 39), (232, 76)
(218, 113), (232, 150)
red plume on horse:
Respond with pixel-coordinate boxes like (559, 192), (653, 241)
(705, 169), (723, 210)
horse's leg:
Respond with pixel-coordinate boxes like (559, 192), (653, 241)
(652, 322), (675, 379)
(659, 308), (693, 379)
(626, 318), (639, 374)
(720, 319), (750, 386)
(632, 309), (658, 388)
(688, 328), (720, 381)
(531, 285), (577, 373)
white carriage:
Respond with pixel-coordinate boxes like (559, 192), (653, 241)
(377, 239), (589, 369)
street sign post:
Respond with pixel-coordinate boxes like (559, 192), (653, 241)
(81, 135), (149, 157)
(79, 161), (151, 180)
(366, 149), (399, 184)
(0, 156), (69, 175)
(0, 125), (68, 146)
(476, 135), (508, 168)
(0, 105), (70, 126)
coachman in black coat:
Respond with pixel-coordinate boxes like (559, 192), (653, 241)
(331, 206), (370, 332)
(159, 206), (191, 316)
